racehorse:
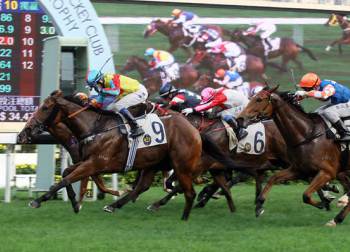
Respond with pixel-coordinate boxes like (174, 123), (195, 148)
(230, 29), (318, 72)
(237, 87), (350, 225)
(17, 90), (246, 220)
(143, 19), (228, 56)
(192, 73), (266, 97)
(325, 13), (350, 54)
(189, 49), (268, 82)
(149, 111), (336, 210)
(120, 56), (199, 95)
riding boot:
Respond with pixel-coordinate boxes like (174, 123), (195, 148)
(264, 38), (272, 49)
(226, 117), (248, 141)
(120, 108), (145, 138)
(334, 120), (350, 140)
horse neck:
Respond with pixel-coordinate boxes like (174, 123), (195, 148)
(58, 100), (100, 139)
(47, 123), (81, 163)
(271, 96), (316, 147)
(134, 59), (149, 78)
(156, 22), (170, 36)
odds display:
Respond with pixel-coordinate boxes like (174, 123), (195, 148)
(0, 0), (56, 122)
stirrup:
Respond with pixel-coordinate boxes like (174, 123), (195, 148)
(130, 127), (145, 138)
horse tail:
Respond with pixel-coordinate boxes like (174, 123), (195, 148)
(297, 44), (318, 61)
(200, 133), (250, 174)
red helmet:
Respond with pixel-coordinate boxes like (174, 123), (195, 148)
(299, 73), (321, 89)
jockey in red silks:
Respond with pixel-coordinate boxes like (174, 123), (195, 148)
(182, 87), (249, 140)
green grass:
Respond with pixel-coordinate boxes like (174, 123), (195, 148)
(0, 185), (349, 251)
(93, 2), (350, 111)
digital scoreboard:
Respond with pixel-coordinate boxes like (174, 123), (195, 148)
(0, 0), (56, 122)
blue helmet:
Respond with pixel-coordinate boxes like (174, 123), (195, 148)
(144, 48), (155, 56)
(86, 70), (103, 87)
(159, 83), (178, 97)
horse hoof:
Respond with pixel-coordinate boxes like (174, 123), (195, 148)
(325, 219), (337, 227)
(147, 204), (159, 212)
(103, 205), (115, 213)
(194, 201), (206, 208)
(256, 208), (264, 217)
(73, 204), (81, 214)
(325, 46), (331, 52)
(28, 200), (40, 208)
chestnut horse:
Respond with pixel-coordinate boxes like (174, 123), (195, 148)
(143, 19), (228, 56)
(17, 90), (247, 220)
(230, 29), (317, 72)
(325, 13), (350, 54)
(120, 56), (199, 95)
(189, 49), (268, 81)
(238, 88), (350, 226)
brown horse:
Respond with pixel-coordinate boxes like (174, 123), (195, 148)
(230, 29), (317, 72)
(17, 90), (247, 220)
(189, 49), (267, 81)
(192, 73), (266, 97)
(120, 56), (199, 95)
(237, 88), (350, 225)
(143, 19), (227, 55)
(325, 13), (350, 54)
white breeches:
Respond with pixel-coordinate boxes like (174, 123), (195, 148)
(107, 84), (148, 111)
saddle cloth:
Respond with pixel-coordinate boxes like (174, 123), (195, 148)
(123, 113), (168, 149)
(222, 121), (266, 155)
(262, 37), (281, 55)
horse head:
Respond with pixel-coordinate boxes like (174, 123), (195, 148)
(238, 85), (279, 128)
(121, 56), (149, 77)
(144, 19), (170, 38)
(17, 90), (64, 144)
(192, 73), (214, 92)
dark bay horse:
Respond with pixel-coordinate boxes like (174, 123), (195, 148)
(325, 13), (350, 54)
(238, 88), (350, 225)
(189, 49), (267, 81)
(230, 29), (317, 72)
(17, 90), (246, 220)
(143, 19), (227, 55)
(120, 56), (199, 95)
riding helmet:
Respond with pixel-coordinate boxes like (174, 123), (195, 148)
(299, 73), (321, 89)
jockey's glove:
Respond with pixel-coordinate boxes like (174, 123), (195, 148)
(182, 108), (194, 116)
(294, 90), (307, 98)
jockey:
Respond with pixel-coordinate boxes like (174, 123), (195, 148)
(171, 9), (198, 31)
(296, 72), (350, 140)
(243, 20), (276, 50)
(144, 48), (178, 86)
(159, 83), (201, 111)
(197, 28), (223, 49)
(86, 70), (148, 138)
(207, 41), (242, 58)
(214, 68), (249, 97)
(182, 87), (249, 140)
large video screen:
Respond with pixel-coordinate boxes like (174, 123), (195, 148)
(93, 1), (349, 111)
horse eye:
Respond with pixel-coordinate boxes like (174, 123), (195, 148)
(42, 106), (48, 111)
(256, 97), (262, 102)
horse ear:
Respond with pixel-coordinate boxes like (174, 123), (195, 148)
(50, 90), (63, 97)
(269, 85), (279, 94)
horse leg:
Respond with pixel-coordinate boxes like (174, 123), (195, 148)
(292, 58), (303, 70)
(91, 175), (122, 197)
(326, 39), (340, 51)
(256, 167), (298, 217)
(29, 162), (91, 209)
(255, 172), (265, 204)
(79, 177), (89, 205)
(147, 184), (183, 211)
(176, 172), (196, 221)
(302, 170), (332, 210)
(338, 44), (343, 54)
(326, 190), (350, 227)
(103, 169), (156, 212)
(280, 56), (289, 72)
(210, 170), (236, 212)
